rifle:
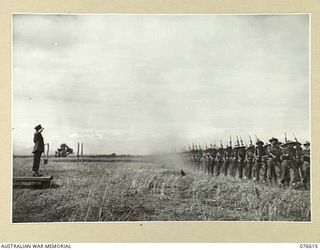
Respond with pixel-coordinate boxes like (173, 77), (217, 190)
(239, 135), (246, 147)
(213, 140), (217, 149)
(292, 132), (304, 184)
(229, 136), (232, 147)
(220, 139), (223, 148)
(292, 132), (299, 144)
(285, 132), (288, 143)
(249, 135), (253, 145)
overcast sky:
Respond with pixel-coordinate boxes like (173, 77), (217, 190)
(12, 14), (310, 155)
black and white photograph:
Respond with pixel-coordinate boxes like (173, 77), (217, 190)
(12, 14), (310, 223)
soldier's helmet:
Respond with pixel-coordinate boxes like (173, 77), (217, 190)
(304, 141), (310, 146)
(269, 137), (278, 143)
(282, 140), (295, 148)
(256, 140), (264, 146)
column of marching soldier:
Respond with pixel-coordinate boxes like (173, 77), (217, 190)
(185, 136), (310, 190)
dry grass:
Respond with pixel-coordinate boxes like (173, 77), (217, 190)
(12, 156), (311, 222)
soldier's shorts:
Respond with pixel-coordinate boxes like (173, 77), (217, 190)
(302, 161), (310, 189)
(229, 161), (237, 177)
(267, 159), (281, 184)
(245, 160), (254, 179)
(237, 161), (245, 179)
(281, 160), (296, 186)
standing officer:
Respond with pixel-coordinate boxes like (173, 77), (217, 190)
(32, 124), (45, 177)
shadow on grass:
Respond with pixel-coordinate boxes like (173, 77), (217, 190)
(13, 182), (60, 190)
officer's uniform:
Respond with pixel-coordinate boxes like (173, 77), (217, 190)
(32, 124), (45, 176)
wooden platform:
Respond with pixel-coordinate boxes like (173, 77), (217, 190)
(13, 176), (53, 188)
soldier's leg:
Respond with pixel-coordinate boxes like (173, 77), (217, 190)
(243, 162), (249, 179)
(291, 161), (300, 187)
(221, 161), (225, 176)
(32, 151), (42, 173)
(233, 162), (238, 178)
(203, 160), (205, 173)
(238, 162), (243, 179)
(267, 160), (274, 184)
(302, 162), (310, 190)
(302, 161), (310, 189)
(288, 161), (296, 188)
(228, 162), (233, 176)
(254, 161), (260, 182)
(232, 162), (237, 177)
(229, 162), (233, 176)
(207, 160), (211, 174)
(216, 162), (221, 176)
(279, 161), (288, 187)
(247, 161), (253, 180)
(224, 161), (229, 176)
(274, 161), (282, 186)
(262, 161), (268, 182)
(252, 162), (256, 180)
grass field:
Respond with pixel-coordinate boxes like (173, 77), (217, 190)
(12, 156), (311, 222)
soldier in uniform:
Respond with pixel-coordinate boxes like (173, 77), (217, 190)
(32, 124), (45, 177)
(280, 140), (296, 188)
(215, 143), (224, 176)
(253, 140), (267, 182)
(293, 140), (304, 187)
(301, 141), (310, 190)
(204, 152), (211, 174)
(244, 141), (255, 180)
(196, 146), (203, 171)
(237, 144), (246, 179)
(222, 144), (232, 176)
(229, 144), (239, 177)
(267, 137), (282, 185)
(190, 145), (196, 170)
(209, 144), (218, 175)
